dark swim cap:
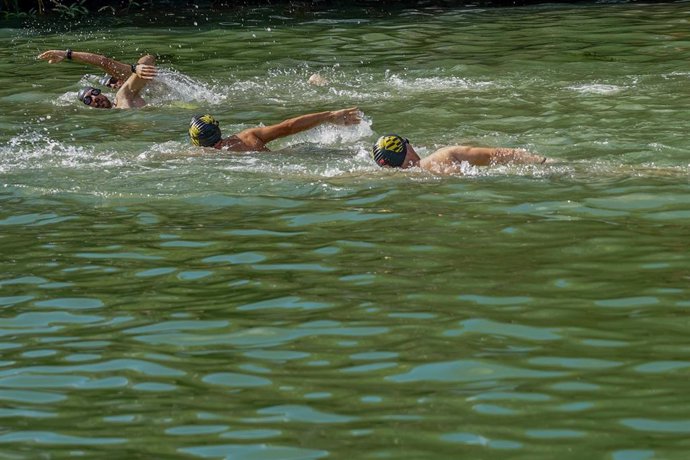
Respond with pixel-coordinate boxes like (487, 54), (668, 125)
(372, 134), (408, 167)
(77, 86), (97, 103)
(189, 114), (222, 147)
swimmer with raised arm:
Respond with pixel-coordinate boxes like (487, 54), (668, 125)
(189, 108), (362, 151)
(37, 49), (157, 109)
(371, 134), (548, 174)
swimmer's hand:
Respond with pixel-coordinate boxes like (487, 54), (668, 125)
(134, 63), (157, 80)
(37, 50), (67, 64)
(330, 107), (362, 126)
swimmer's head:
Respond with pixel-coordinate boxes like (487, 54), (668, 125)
(189, 114), (222, 147)
(100, 74), (122, 89)
(372, 134), (409, 168)
(77, 86), (112, 109)
(308, 73), (329, 86)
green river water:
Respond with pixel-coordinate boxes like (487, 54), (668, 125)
(1, 2), (689, 459)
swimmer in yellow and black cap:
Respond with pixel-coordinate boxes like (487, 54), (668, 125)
(189, 115), (222, 147)
(37, 49), (157, 109)
(372, 134), (549, 174)
(189, 108), (361, 152)
(372, 134), (415, 168)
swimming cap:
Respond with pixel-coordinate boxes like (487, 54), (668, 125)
(189, 114), (222, 147)
(99, 74), (118, 88)
(77, 86), (97, 103)
(372, 134), (408, 167)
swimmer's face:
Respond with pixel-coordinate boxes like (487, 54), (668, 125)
(83, 89), (113, 109)
(400, 142), (421, 169)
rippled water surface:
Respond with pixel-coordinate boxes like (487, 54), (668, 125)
(1, 2), (690, 459)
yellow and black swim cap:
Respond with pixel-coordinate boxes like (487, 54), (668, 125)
(189, 114), (222, 147)
(372, 134), (408, 167)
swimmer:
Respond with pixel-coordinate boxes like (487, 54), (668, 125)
(308, 73), (329, 87)
(37, 49), (158, 109)
(371, 134), (549, 174)
(189, 108), (361, 151)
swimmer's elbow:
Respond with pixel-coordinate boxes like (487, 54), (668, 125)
(138, 54), (156, 65)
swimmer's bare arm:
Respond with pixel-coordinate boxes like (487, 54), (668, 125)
(37, 50), (157, 82)
(38, 50), (131, 80)
(115, 55), (157, 108)
(235, 108), (362, 150)
(425, 146), (547, 167)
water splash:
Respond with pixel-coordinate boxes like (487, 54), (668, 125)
(148, 69), (229, 106)
(567, 83), (625, 95)
(386, 73), (495, 93)
(0, 131), (124, 172)
(281, 113), (374, 148)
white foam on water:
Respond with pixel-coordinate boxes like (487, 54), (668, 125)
(46, 64), (494, 113)
(138, 141), (197, 160)
(386, 74), (495, 93)
(567, 83), (625, 95)
(147, 68), (230, 106)
(54, 89), (80, 106)
(0, 131), (125, 172)
(662, 71), (690, 79)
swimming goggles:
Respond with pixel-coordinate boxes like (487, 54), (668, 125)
(81, 88), (101, 106)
